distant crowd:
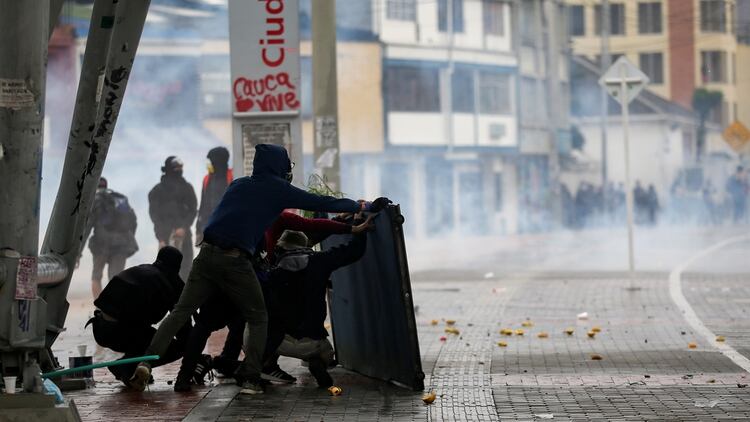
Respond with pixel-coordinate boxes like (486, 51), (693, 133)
(561, 165), (750, 230)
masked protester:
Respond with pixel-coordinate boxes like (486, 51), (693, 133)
(82, 177), (138, 299)
(197, 147), (233, 242)
(269, 219), (372, 389)
(87, 247), (191, 388)
(148, 156), (198, 281)
(130, 144), (390, 395)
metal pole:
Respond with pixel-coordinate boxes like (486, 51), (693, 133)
(600, 0), (611, 186)
(312, 0), (341, 191)
(40, 0), (151, 353)
(0, 1), (48, 257)
(0, 0), (49, 371)
(621, 64), (635, 274)
(445, 0), (455, 153)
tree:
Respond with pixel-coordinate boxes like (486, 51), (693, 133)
(692, 88), (723, 162)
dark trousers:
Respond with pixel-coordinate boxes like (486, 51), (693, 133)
(91, 313), (187, 380)
(261, 281), (286, 365)
(179, 305), (244, 378)
(145, 245), (268, 380)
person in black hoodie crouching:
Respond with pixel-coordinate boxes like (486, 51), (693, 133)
(88, 246), (191, 388)
(269, 217), (372, 388)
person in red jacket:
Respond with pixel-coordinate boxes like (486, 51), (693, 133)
(173, 210), (367, 392)
(196, 147), (233, 242)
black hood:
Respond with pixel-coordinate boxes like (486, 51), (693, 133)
(207, 146), (230, 171)
(252, 144), (291, 179)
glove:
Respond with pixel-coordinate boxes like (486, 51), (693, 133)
(368, 197), (392, 213)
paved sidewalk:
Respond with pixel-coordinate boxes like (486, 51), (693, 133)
(56, 271), (750, 421)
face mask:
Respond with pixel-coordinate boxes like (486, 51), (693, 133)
(207, 160), (215, 175)
(285, 161), (295, 183)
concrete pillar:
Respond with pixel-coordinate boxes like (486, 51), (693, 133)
(0, 0), (49, 260)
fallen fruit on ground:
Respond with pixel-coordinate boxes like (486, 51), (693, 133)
(328, 386), (342, 396)
(716, 336), (725, 342)
(430, 320), (439, 326)
(564, 328), (574, 335)
(444, 327), (460, 335)
(446, 320), (456, 326)
(422, 391), (437, 404)
(522, 321), (534, 327)
(537, 332), (549, 338)
(688, 342), (697, 349)
(497, 341), (507, 347)
(500, 328), (513, 336)
(587, 331), (596, 338)
(591, 326), (602, 333)
(515, 329), (524, 336)
(590, 354), (603, 360)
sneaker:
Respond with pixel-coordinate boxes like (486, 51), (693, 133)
(174, 374), (192, 393)
(192, 354), (213, 385)
(237, 378), (265, 395)
(213, 356), (240, 378)
(308, 358), (333, 388)
(261, 366), (297, 384)
(129, 363), (151, 392)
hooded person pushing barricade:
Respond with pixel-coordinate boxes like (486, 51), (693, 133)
(130, 144), (391, 395)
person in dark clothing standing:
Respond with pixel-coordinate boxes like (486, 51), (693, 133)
(196, 147), (233, 242)
(88, 247), (190, 387)
(83, 177), (138, 299)
(148, 156), (198, 281)
(270, 222), (371, 388)
(646, 184), (660, 225)
(131, 144), (391, 395)
(726, 166), (748, 222)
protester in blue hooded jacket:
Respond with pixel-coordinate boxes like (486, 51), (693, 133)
(130, 144), (391, 395)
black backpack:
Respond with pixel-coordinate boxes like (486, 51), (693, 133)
(97, 190), (136, 233)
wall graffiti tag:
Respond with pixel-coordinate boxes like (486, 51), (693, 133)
(233, 72), (299, 112)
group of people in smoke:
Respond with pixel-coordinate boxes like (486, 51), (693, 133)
(84, 144), (391, 394)
(561, 180), (660, 228)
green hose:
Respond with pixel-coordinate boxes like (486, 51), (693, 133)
(41, 355), (160, 378)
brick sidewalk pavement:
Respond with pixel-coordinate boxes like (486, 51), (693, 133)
(53, 272), (750, 421)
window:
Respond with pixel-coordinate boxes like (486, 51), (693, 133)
(483, 0), (504, 36)
(701, 0), (727, 32)
(494, 173), (503, 211)
(701, 51), (727, 83)
(479, 72), (511, 115)
(520, 0), (536, 44)
(569, 5), (585, 36)
(386, 0), (416, 21)
(639, 52), (663, 84)
(451, 68), (474, 113)
(594, 3), (625, 35)
(385, 65), (441, 112)
(638, 2), (662, 34)
(438, 0), (464, 33)
(520, 77), (537, 122)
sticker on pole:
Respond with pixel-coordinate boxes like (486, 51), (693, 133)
(0, 78), (35, 109)
(15, 256), (38, 300)
(598, 57), (649, 106)
(722, 121), (750, 153)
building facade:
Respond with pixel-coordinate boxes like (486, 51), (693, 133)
(59, 0), (571, 239)
(565, 0), (740, 129)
